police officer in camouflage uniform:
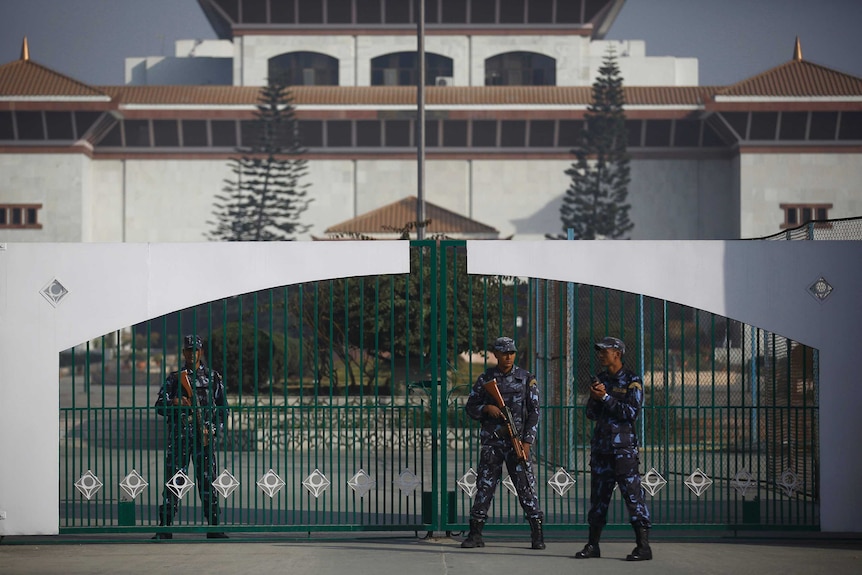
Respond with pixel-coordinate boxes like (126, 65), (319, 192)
(575, 336), (652, 561)
(461, 337), (545, 550)
(152, 335), (229, 540)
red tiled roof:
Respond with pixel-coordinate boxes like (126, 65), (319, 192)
(717, 59), (862, 98)
(0, 59), (108, 99)
(325, 196), (499, 237)
(97, 85), (714, 107)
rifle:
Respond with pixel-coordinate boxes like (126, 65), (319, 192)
(483, 378), (527, 462)
(179, 369), (210, 447)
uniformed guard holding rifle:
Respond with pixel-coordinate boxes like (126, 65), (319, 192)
(152, 334), (229, 540)
(462, 336), (545, 550)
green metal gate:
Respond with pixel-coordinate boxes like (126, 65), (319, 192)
(59, 240), (818, 535)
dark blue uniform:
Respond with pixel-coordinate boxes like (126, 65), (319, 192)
(585, 366), (651, 528)
(465, 365), (543, 522)
(154, 362), (228, 526)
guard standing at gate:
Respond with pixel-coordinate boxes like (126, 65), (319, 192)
(461, 336), (545, 550)
(575, 336), (652, 561)
(152, 334), (229, 540)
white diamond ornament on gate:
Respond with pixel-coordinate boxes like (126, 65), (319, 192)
(394, 468), (421, 493)
(777, 468), (800, 497)
(213, 469), (240, 499)
(348, 469), (375, 498)
(119, 469), (148, 500)
(457, 468), (478, 498)
(547, 467), (576, 496)
(684, 468), (713, 497)
(731, 469), (756, 498)
(257, 469), (285, 498)
(502, 476), (517, 496)
(166, 469), (195, 500)
(75, 470), (103, 500)
(302, 468), (330, 498)
(642, 468), (667, 497)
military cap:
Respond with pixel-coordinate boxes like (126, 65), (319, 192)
(183, 334), (203, 350)
(594, 336), (625, 354)
(493, 336), (517, 353)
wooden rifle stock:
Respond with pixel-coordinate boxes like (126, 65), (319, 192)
(179, 369), (209, 447)
(482, 378), (527, 462)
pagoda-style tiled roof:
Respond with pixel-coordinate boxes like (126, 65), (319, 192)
(716, 59), (862, 98)
(716, 38), (862, 99)
(0, 40), (109, 100)
(324, 196), (499, 238)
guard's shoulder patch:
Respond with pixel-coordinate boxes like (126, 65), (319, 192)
(629, 381), (643, 391)
(529, 378), (538, 387)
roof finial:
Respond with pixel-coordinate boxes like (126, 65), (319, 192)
(793, 36), (802, 62)
(21, 36), (29, 61)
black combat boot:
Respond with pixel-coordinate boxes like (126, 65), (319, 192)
(528, 517), (546, 550)
(152, 506), (173, 540)
(206, 512), (228, 539)
(574, 524), (602, 558)
(625, 524), (652, 561)
(460, 519), (485, 548)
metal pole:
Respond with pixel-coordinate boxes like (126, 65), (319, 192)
(416, 0), (426, 239)
(566, 228), (575, 469)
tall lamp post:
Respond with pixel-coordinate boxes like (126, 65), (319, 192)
(416, 0), (426, 239)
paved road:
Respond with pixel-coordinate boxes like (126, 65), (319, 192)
(2, 532), (861, 575)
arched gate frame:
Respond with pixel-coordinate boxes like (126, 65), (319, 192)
(0, 242), (862, 535)
(54, 240), (821, 536)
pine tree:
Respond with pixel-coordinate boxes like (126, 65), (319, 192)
(553, 47), (632, 240)
(208, 81), (311, 241)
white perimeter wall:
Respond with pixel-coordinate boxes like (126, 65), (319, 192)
(1, 241), (861, 535)
(0, 241), (409, 536)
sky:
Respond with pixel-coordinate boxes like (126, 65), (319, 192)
(0, 0), (861, 87)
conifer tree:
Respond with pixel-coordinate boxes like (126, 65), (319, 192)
(209, 81), (311, 241)
(552, 47), (632, 239)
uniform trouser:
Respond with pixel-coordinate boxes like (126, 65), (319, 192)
(159, 427), (219, 525)
(469, 441), (543, 522)
(586, 453), (651, 528)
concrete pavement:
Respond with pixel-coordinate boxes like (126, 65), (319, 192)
(2, 532), (861, 575)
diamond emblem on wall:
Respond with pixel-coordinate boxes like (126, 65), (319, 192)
(302, 468), (330, 498)
(777, 468), (800, 497)
(642, 467), (667, 496)
(731, 468), (756, 498)
(347, 469), (376, 498)
(394, 468), (421, 493)
(457, 468), (478, 498)
(807, 276), (833, 302)
(41, 278), (69, 307)
(213, 469), (240, 499)
(684, 468), (713, 497)
(257, 469), (285, 498)
(119, 469), (148, 500)
(547, 467), (576, 496)
(74, 470), (103, 500)
(166, 469), (195, 500)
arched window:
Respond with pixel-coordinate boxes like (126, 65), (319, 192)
(268, 52), (339, 86)
(371, 52), (454, 86)
(484, 52), (556, 86)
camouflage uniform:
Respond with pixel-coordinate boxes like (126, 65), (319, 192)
(464, 362), (543, 522)
(154, 338), (228, 529)
(585, 365), (651, 529)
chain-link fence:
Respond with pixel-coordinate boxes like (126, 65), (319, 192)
(754, 216), (862, 241)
